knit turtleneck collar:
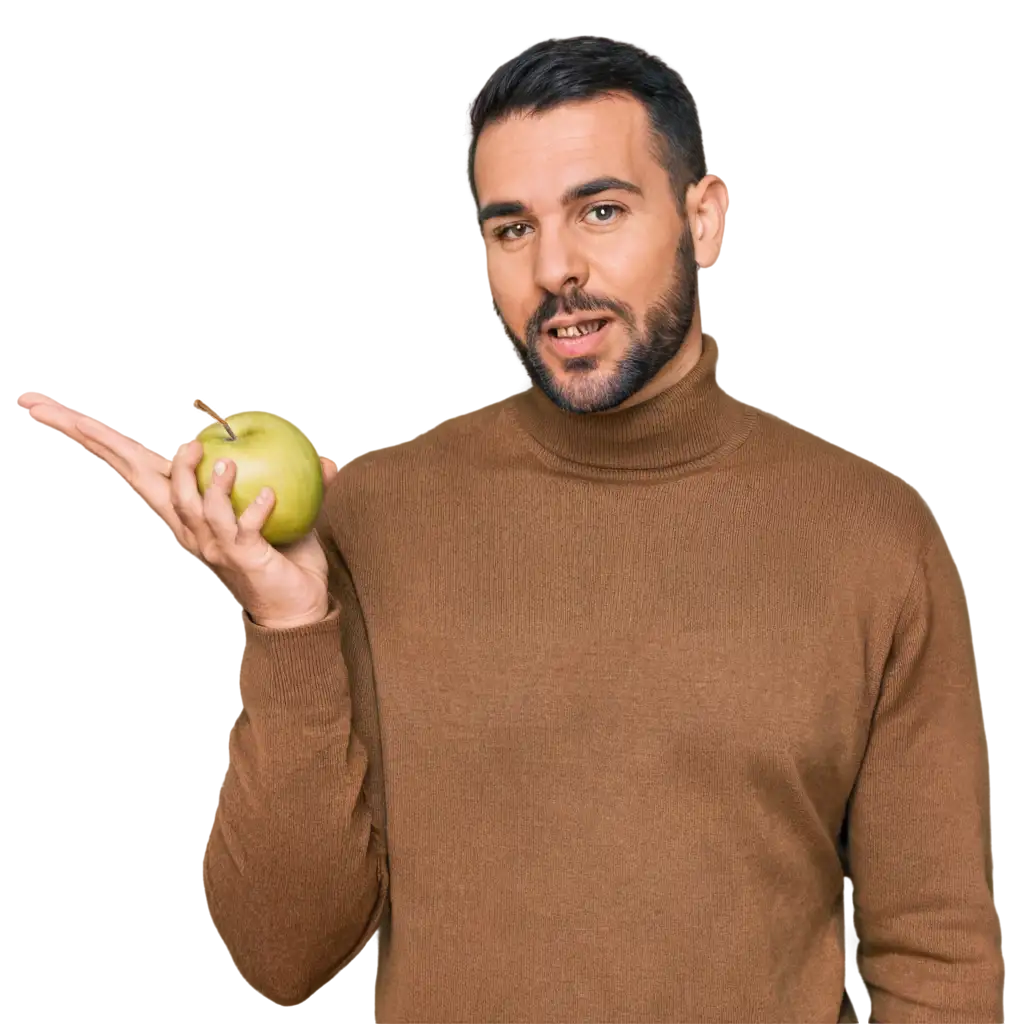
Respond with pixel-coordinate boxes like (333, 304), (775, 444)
(509, 333), (756, 472)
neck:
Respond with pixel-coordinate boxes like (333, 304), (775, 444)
(510, 329), (756, 474)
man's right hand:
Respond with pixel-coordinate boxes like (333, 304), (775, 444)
(18, 392), (338, 629)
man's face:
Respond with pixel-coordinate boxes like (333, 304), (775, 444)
(474, 92), (698, 414)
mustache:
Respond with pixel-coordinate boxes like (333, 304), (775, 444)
(526, 291), (634, 340)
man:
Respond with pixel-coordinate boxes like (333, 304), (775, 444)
(18, 35), (1003, 1024)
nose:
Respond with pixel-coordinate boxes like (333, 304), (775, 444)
(532, 222), (588, 297)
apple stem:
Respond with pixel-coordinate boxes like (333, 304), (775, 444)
(194, 399), (237, 441)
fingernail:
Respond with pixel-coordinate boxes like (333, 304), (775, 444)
(213, 459), (226, 476)
(177, 443), (187, 456)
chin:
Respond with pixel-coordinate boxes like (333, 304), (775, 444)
(550, 370), (633, 414)
(515, 327), (636, 414)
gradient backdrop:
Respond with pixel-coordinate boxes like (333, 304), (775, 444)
(2, 4), (1024, 1019)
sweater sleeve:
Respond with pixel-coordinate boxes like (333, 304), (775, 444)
(202, 519), (389, 1006)
(841, 518), (1004, 1022)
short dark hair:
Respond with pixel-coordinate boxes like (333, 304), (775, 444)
(467, 36), (707, 220)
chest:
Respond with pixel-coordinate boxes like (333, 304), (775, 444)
(360, 485), (878, 819)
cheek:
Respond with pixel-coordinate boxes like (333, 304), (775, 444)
(487, 254), (534, 329)
(593, 231), (677, 310)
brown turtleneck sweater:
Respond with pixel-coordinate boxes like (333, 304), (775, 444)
(202, 333), (1004, 1023)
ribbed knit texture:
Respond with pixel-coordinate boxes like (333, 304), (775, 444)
(203, 333), (1003, 1022)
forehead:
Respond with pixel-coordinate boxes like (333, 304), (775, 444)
(474, 93), (655, 202)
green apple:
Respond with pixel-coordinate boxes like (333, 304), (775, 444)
(192, 401), (323, 547)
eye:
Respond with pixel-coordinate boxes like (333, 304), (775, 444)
(584, 203), (624, 224)
(494, 222), (532, 242)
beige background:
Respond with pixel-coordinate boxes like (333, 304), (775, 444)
(0, 8), (1019, 1024)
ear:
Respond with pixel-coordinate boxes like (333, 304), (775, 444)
(691, 175), (729, 268)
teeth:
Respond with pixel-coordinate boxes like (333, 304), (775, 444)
(554, 319), (604, 338)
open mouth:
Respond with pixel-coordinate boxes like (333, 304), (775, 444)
(548, 317), (610, 358)
(548, 315), (610, 339)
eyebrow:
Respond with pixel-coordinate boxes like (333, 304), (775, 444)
(477, 175), (643, 228)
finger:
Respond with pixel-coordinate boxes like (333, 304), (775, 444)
(236, 484), (276, 549)
(21, 392), (118, 447)
(18, 391), (62, 410)
(77, 416), (172, 477)
(22, 394), (183, 538)
(169, 440), (211, 547)
(201, 456), (242, 550)
(320, 456), (338, 485)
(20, 393), (172, 479)
(24, 398), (131, 475)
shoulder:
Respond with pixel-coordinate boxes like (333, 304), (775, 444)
(320, 393), (517, 535)
(746, 404), (940, 561)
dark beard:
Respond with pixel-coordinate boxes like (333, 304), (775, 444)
(494, 221), (698, 414)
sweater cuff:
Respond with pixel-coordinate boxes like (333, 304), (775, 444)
(238, 594), (346, 710)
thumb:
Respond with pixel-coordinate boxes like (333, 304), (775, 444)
(320, 456), (338, 485)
